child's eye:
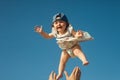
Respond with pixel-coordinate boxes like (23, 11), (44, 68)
(54, 22), (58, 24)
(54, 21), (60, 24)
(54, 20), (65, 24)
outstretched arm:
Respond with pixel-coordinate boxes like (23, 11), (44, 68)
(35, 26), (54, 39)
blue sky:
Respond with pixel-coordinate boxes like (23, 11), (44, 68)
(0, 0), (120, 80)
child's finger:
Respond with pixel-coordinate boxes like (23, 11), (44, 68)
(34, 25), (40, 28)
(34, 25), (39, 31)
(34, 27), (39, 32)
(34, 27), (37, 31)
(78, 30), (82, 33)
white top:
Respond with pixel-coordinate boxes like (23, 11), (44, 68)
(51, 25), (73, 40)
(51, 25), (93, 49)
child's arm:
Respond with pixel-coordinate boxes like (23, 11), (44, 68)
(35, 26), (54, 39)
(71, 29), (83, 38)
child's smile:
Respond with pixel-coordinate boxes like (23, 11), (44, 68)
(53, 20), (67, 34)
(57, 26), (63, 30)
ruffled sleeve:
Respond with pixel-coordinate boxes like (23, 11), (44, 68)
(68, 24), (73, 34)
(51, 27), (57, 37)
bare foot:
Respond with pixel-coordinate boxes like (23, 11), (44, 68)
(83, 61), (89, 66)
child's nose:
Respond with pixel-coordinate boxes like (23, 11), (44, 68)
(58, 22), (62, 25)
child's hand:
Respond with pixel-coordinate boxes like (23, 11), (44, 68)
(34, 25), (43, 33)
(75, 30), (83, 38)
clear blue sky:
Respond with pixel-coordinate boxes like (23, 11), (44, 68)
(0, 0), (120, 80)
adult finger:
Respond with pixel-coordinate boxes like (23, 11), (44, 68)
(72, 66), (78, 75)
(53, 72), (57, 80)
(49, 71), (54, 80)
(76, 67), (81, 80)
(64, 71), (69, 79)
(75, 67), (79, 76)
(50, 71), (53, 77)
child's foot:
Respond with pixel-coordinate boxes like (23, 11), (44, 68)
(83, 61), (89, 66)
(56, 74), (63, 80)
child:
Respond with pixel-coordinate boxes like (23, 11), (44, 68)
(35, 13), (93, 80)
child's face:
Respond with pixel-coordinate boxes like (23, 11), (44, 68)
(53, 20), (67, 33)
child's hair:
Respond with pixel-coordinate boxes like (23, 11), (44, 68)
(52, 13), (69, 30)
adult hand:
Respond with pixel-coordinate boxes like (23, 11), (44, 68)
(49, 71), (57, 80)
(64, 66), (81, 80)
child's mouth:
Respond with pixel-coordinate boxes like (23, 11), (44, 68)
(57, 26), (62, 29)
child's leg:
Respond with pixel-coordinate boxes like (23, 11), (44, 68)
(73, 44), (89, 65)
(57, 50), (70, 80)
